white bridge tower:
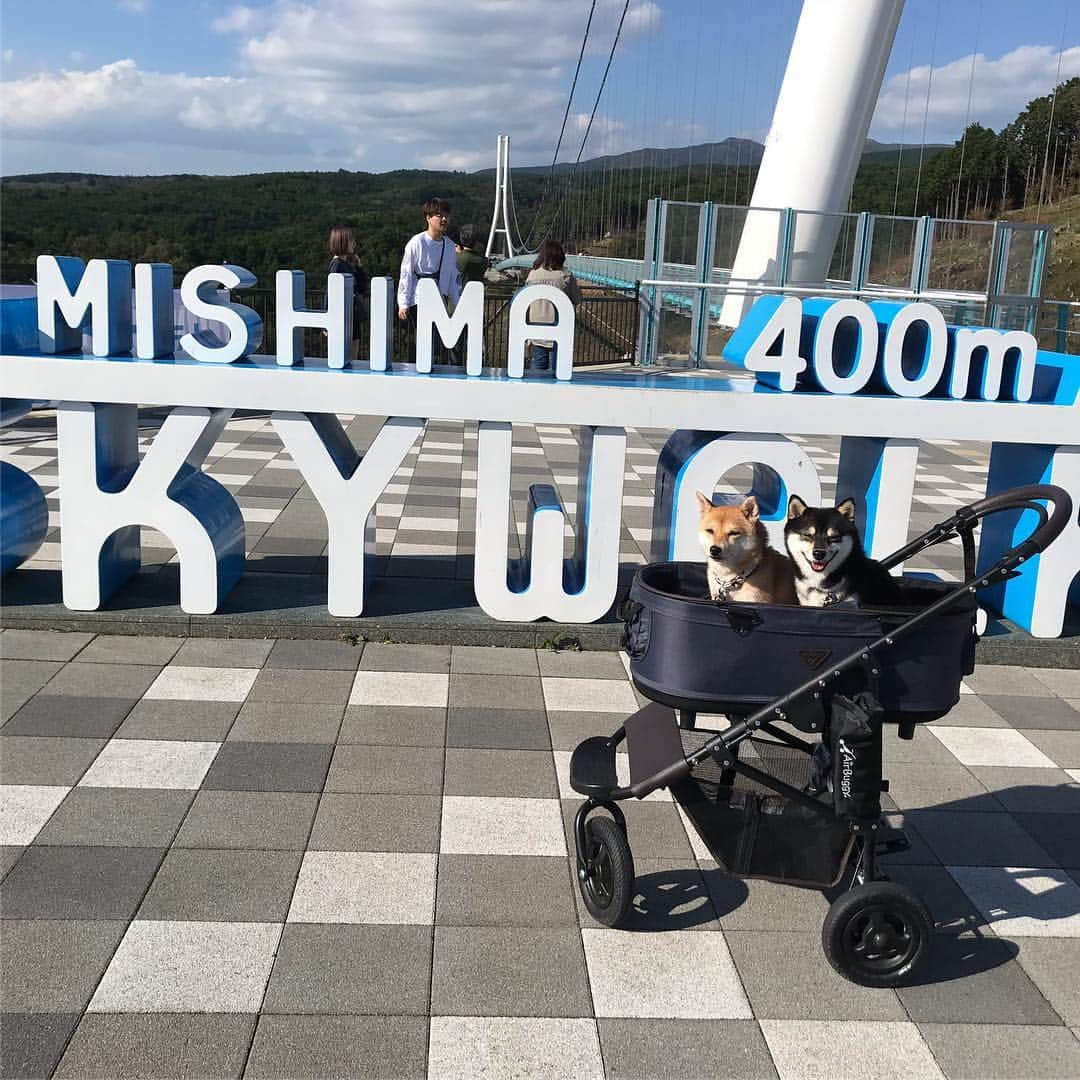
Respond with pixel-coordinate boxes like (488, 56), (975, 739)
(486, 134), (526, 260)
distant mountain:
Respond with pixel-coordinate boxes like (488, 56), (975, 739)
(479, 137), (950, 176)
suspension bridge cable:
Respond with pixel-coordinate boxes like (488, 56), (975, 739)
(524, 0), (597, 249)
(912, 0), (941, 215)
(1036, 7), (1070, 221)
(954, 3), (983, 220)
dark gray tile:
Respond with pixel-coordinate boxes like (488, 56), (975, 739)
(578, 858), (717, 932)
(308, 793), (440, 852)
(0, 631), (93, 662)
(562, 800), (693, 861)
(201, 742), (332, 792)
(173, 791), (318, 849)
(1023, 729), (1080, 769)
(431, 926), (592, 1017)
(918, 1022), (1080, 1079)
(137, 848), (302, 921)
(443, 748), (557, 797)
(227, 701), (342, 743)
(244, 1015), (427, 1079)
(171, 638), (273, 668)
(37, 663), (161, 699)
(899, 933), (1062, 1024)
(54, 1013), (255, 1079)
(449, 673), (544, 709)
(447, 708), (551, 750)
(968, 767), (1080, 813)
(114, 699), (239, 741)
(0, 920), (126, 1011)
(436, 854), (577, 927)
(1013, 937), (1080, 1027)
(537, 650), (628, 679)
(0, 848), (23, 880)
(262, 924), (431, 1014)
(358, 643), (450, 672)
(2, 696), (137, 738)
(909, 809), (1059, 867)
(883, 763), (1002, 812)
(0, 1013), (80, 1079)
(338, 705), (446, 746)
(75, 635), (183, 665)
(34, 788), (194, 847)
(547, 711), (630, 751)
(0, 736), (105, 785)
(264, 639), (362, 670)
(1014, 813), (1080, 868)
(325, 744), (444, 795)
(978, 695), (1080, 730)
(451, 646), (539, 675)
(0, 662), (63, 707)
(883, 864), (995, 934)
(246, 668), (354, 705)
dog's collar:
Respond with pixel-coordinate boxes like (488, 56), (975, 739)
(710, 557), (762, 601)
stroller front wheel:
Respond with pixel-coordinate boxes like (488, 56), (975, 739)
(578, 816), (635, 928)
(822, 881), (933, 987)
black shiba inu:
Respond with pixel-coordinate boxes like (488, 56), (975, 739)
(784, 496), (903, 608)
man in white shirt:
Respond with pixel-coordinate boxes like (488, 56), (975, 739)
(397, 197), (463, 363)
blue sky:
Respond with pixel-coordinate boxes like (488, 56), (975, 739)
(1, 0), (1076, 175)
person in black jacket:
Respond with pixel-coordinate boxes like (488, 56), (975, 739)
(328, 226), (369, 361)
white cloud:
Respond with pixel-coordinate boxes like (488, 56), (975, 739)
(0, 0), (660, 174)
(872, 44), (1080, 140)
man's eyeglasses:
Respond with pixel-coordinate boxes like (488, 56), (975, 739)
(428, 212), (450, 219)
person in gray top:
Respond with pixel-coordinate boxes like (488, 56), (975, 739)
(524, 239), (582, 373)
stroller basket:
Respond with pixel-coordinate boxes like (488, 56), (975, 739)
(624, 565), (977, 722)
(674, 727), (854, 886)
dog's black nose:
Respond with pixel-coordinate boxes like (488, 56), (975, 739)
(812, 549), (827, 561)
(709, 545), (722, 559)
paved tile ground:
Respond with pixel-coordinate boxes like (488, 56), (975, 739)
(1, 400), (984, 590)
(2, 633), (1079, 1078)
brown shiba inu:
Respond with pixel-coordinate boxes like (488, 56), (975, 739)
(696, 492), (796, 604)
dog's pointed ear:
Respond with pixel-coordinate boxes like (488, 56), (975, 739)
(741, 495), (760, 522)
(836, 497), (857, 522)
(787, 494), (807, 520)
(695, 490), (713, 514)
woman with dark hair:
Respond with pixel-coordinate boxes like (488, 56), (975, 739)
(524, 239), (582, 373)
(328, 226), (369, 361)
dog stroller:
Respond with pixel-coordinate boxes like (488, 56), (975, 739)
(570, 484), (1072, 987)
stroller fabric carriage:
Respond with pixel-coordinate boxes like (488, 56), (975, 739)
(570, 484), (1072, 987)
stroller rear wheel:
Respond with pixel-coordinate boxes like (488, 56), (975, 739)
(578, 816), (635, 928)
(822, 881), (932, 987)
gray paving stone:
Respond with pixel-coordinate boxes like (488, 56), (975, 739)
(264, 638), (363, 670)
(325, 744), (444, 794)
(576, 857), (718, 932)
(918, 1022), (1080, 1078)
(1, 695), (137, 739)
(1014, 813), (1080, 868)
(243, 1015), (428, 1079)
(436, 854), (577, 927)
(201, 741), (332, 792)
(562, 800), (693, 862)
(114, 699), (240, 741)
(909, 809), (1059, 867)
(1032, 668), (1080, 698)
(0, 630), (93, 661)
(54, 1013), (255, 1079)
(537, 650), (629, 679)
(227, 701), (343, 743)
(702, 867), (827, 931)
(0, 847), (23, 880)
(37, 662), (161, 699)
(1013, 937), (1080, 1026)
(451, 645), (539, 675)
(34, 788), (194, 847)
(726, 930), (906, 1020)
(0, 920), (126, 1011)
(173, 791), (318, 849)
(0, 735), (105, 785)
(968, 766), (1080, 813)
(883, 864), (996, 934)
(262, 923), (431, 1014)
(247, 667), (354, 704)
(1022, 729), (1080, 768)
(337, 705), (446, 746)
(137, 848), (302, 922)
(547, 711), (630, 751)
(74, 634), (183, 665)
(359, 642), (450, 672)
(598, 1018), (778, 1080)
(431, 925), (593, 1017)
(308, 793), (441, 852)
(883, 763), (1002, 812)
(898, 933), (1063, 1024)
(0, 844), (164, 920)
(928, 696), (1012, 727)
(979, 695), (1080, 730)
(0, 1012), (80, 1079)
(965, 666), (1058, 697)
(171, 637), (273, 668)
(443, 748), (558, 797)
(447, 708), (552, 750)
(449, 673), (545, 709)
